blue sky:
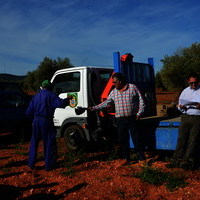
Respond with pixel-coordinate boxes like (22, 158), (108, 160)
(0, 0), (200, 75)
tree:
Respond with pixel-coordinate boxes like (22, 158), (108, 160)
(155, 72), (166, 90)
(23, 57), (74, 92)
(156, 43), (200, 91)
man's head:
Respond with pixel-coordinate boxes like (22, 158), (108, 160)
(187, 73), (199, 90)
(41, 80), (52, 90)
(112, 72), (127, 90)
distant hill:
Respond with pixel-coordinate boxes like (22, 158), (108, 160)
(0, 74), (26, 82)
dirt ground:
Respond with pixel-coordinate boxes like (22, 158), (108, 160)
(1, 136), (200, 200)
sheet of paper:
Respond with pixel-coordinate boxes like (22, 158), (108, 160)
(179, 99), (198, 106)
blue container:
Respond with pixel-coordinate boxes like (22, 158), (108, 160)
(155, 121), (180, 150)
(130, 118), (181, 150)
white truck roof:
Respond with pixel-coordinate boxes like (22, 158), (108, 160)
(52, 66), (113, 76)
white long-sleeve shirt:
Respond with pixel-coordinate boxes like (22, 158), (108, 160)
(179, 85), (200, 115)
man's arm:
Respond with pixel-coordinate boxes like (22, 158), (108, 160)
(26, 97), (35, 119)
(52, 93), (73, 108)
(134, 85), (145, 119)
(177, 89), (188, 112)
(88, 91), (114, 111)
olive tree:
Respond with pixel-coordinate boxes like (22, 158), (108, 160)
(156, 43), (200, 91)
(23, 57), (74, 92)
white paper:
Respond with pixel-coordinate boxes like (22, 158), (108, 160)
(179, 99), (198, 106)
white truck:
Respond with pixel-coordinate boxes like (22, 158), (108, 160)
(51, 66), (115, 149)
(50, 52), (157, 150)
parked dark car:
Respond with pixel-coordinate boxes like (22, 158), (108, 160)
(0, 83), (32, 142)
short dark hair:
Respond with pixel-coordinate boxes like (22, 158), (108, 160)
(187, 73), (199, 80)
(112, 72), (126, 84)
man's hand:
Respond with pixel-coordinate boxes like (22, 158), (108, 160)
(87, 107), (94, 111)
(136, 115), (140, 120)
(178, 104), (187, 110)
(194, 103), (200, 109)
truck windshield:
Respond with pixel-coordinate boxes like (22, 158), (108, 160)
(52, 72), (80, 94)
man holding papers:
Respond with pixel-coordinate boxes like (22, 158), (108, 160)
(170, 73), (200, 170)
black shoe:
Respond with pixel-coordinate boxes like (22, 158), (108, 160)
(166, 163), (179, 168)
(179, 162), (190, 170)
(137, 152), (146, 161)
(119, 159), (130, 166)
(28, 165), (35, 170)
(166, 159), (181, 168)
(129, 160), (138, 165)
(45, 164), (57, 171)
(179, 160), (197, 171)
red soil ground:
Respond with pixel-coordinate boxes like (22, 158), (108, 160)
(1, 137), (200, 200)
(0, 90), (194, 200)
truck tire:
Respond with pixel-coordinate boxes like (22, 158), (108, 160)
(63, 125), (85, 150)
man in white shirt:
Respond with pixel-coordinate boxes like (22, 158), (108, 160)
(169, 73), (200, 170)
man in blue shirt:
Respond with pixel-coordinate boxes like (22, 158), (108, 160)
(170, 73), (200, 170)
(26, 80), (71, 171)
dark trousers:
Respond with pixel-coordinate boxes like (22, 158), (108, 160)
(116, 116), (144, 161)
(173, 114), (200, 162)
(28, 117), (57, 170)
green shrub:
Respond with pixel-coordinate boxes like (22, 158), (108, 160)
(135, 166), (188, 191)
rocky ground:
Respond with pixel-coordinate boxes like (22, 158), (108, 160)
(1, 135), (200, 200)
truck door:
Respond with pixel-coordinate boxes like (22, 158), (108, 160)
(89, 68), (113, 106)
(51, 70), (86, 127)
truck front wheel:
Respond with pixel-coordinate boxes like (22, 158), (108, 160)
(63, 125), (85, 150)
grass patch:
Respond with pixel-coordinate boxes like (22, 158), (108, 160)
(106, 149), (119, 161)
(60, 148), (119, 176)
(135, 166), (188, 191)
(116, 189), (126, 198)
(12, 143), (24, 150)
(1, 167), (11, 173)
(61, 149), (86, 177)
(61, 168), (76, 177)
(14, 151), (29, 156)
(100, 176), (113, 182)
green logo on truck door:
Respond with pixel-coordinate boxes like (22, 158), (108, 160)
(68, 93), (78, 108)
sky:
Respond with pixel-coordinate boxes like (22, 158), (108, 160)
(0, 0), (200, 75)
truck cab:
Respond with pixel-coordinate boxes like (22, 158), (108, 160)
(51, 66), (113, 149)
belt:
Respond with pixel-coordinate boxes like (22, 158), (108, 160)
(116, 115), (136, 119)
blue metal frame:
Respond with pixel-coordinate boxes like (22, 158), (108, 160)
(113, 52), (121, 72)
(148, 57), (154, 66)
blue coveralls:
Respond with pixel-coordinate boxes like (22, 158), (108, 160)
(26, 89), (68, 171)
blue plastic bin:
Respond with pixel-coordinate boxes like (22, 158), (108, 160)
(130, 119), (181, 150)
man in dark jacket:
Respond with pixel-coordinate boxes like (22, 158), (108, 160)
(26, 80), (71, 171)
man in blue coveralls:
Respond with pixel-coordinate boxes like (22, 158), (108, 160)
(26, 80), (72, 171)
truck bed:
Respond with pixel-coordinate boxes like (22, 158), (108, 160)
(130, 115), (182, 150)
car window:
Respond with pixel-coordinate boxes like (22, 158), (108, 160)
(0, 82), (22, 93)
(52, 72), (80, 94)
(0, 94), (23, 107)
